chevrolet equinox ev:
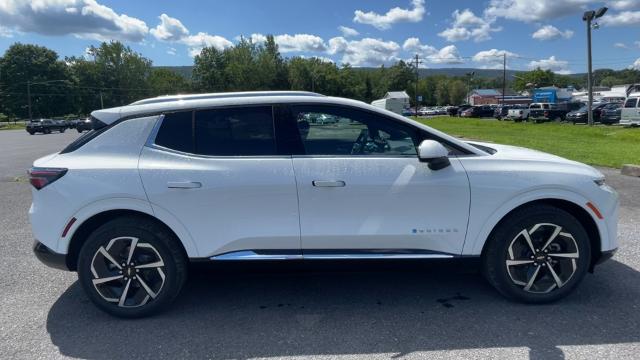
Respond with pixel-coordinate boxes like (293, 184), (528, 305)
(29, 91), (618, 317)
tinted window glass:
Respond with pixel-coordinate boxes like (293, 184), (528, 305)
(195, 106), (275, 156)
(291, 105), (417, 156)
(155, 111), (193, 153)
(624, 98), (638, 108)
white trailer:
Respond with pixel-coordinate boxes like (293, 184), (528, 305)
(371, 98), (404, 115)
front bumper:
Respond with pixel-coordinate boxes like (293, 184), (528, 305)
(33, 240), (69, 271)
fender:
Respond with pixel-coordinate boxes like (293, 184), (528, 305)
(60, 197), (199, 257)
(463, 187), (607, 256)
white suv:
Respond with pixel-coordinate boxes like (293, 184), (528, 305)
(30, 91), (618, 317)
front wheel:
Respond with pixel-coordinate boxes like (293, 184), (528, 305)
(482, 204), (591, 303)
(77, 217), (188, 318)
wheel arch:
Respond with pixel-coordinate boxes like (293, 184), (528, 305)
(479, 198), (602, 271)
(66, 209), (189, 271)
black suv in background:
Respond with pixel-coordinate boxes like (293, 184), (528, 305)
(26, 119), (67, 135)
(566, 103), (609, 124)
(599, 103), (622, 124)
(75, 118), (93, 133)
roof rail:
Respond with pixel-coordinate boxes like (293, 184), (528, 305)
(130, 91), (324, 106)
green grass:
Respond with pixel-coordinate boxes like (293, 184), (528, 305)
(0, 123), (25, 130)
(415, 116), (640, 168)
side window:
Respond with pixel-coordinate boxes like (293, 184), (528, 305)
(291, 105), (417, 156)
(155, 111), (194, 153)
(624, 98), (637, 108)
(195, 106), (276, 156)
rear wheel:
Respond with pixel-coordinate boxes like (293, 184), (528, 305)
(77, 217), (188, 318)
(482, 205), (591, 303)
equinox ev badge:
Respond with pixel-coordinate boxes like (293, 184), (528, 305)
(412, 228), (459, 234)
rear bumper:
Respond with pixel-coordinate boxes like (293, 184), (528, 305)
(33, 240), (69, 271)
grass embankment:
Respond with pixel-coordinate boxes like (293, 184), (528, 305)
(0, 123), (25, 130)
(416, 116), (640, 168)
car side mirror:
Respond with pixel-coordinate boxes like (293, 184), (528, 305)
(418, 140), (451, 170)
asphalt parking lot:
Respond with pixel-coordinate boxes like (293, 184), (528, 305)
(1, 128), (639, 359)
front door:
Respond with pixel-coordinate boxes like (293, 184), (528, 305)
(288, 104), (471, 257)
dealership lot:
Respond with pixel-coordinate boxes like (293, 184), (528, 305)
(1, 129), (640, 359)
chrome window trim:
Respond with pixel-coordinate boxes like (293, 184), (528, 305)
(145, 108), (290, 160)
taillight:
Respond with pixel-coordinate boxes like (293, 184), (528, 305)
(28, 167), (67, 190)
(544, 111), (549, 117)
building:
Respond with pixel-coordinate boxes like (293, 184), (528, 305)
(384, 91), (411, 108)
(468, 89), (531, 105)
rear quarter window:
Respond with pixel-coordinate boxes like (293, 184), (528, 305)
(155, 111), (194, 153)
(624, 98), (638, 108)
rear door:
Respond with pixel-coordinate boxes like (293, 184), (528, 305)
(139, 106), (300, 258)
(287, 104), (471, 257)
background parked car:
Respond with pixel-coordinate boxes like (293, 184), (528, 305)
(456, 104), (472, 117)
(26, 119), (67, 135)
(462, 105), (494, 118)
(75, 118), (93, 132)
(493, 105), (512, 120)
(600, 102), (622, 125)
(621, 94), (640, 126)
(566, 103), (609, 124)
(506, 105), (529, 122)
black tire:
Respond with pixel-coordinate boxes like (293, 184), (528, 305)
(28, 131), (34, 135)
(482, 204), (591, 303)
(77, 129), (83, 133)
(45, 129), (51, 134)
(60, 128), (66, 133)
(77, 216), (188, 318)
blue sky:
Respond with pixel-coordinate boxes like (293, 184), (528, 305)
(1, 0), (639, 73)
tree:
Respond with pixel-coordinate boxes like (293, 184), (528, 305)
(148, 68), (191, 96)
(435, 79), (450, 105)
(448, 80), (467, 105)
(0, 43), (72, 119)
(192, 46), (227, 92)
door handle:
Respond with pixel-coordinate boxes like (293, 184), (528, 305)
(312, 180), (346, 187)
(167, 181), (202, 189)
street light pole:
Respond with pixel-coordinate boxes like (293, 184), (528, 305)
(583, 7), (607, 127)
(27, 81), (32, 122)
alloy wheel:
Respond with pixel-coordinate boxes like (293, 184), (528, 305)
(505, 223), (579, 294)
(90, 236), (166, 308)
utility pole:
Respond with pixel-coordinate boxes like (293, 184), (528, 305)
(502, 53), (507, 105)
(413, 54), (422, 115)
(27, 81), (32, 122)
(583, 7), (608, 126)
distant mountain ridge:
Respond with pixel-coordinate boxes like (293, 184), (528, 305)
(156, 65), (586, 80)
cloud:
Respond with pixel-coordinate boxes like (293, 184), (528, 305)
(338, 26), (359, 37)
(630, 58), (640, 69)
(531, 25), (574, 40)
(273, 34), (327, 52)
(0, 0), (148, 42)
(614, 42), (630, 48)
(438, 9), (501, 42)
(485, 0), (592, 22)
(329, 37), (401, 66)
(150, 14), (232, 56)
(402, 37), (463, 64)
(249, 33), (327, 52)
(600, 11), (640, 26)
(472, 49), (517, 65)
(353, 0), (425, 30)
(528, 56), (570, 74)
(0, 25), (13, 37)
(608, 0), (640, 10)
(150, 13), (189, 41)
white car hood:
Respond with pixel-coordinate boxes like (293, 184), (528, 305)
(466, 141), (604, 178)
